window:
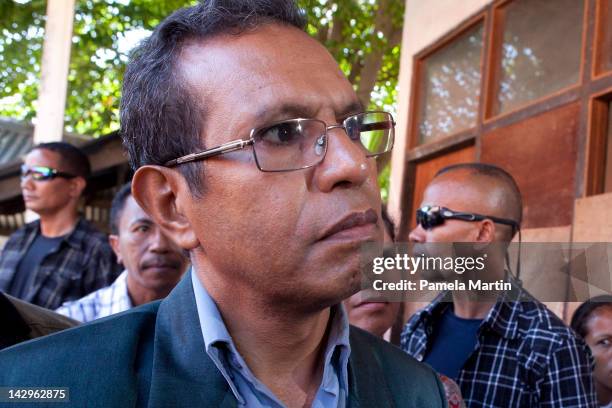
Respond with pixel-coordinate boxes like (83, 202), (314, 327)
(595, 0), (612, 75)
(490, 0), (585, 116)
(604, 103), (612, 191)
(415, 22), (484, 145)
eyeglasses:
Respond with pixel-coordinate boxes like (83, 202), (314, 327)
(416, 205), (519, 233)
(164, 111), (395, 172)
(20, 165), (77, 182)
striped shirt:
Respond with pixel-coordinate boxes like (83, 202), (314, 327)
(55, 270), (132, 322)
(401, 288), (597, 407)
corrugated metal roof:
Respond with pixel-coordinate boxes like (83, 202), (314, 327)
(0, 118), (34, 167)
(0, 117), (91, 167)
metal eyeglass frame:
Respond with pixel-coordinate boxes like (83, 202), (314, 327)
(163, 111), (395, 172)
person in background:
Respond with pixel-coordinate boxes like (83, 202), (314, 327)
(401, 162), (596, 407)
(56, 183), (189, 322)
(572, 295), (612, 408)
(0, 292), (78, 350)
(0, 142), (121, 309)
(343, 207), (400, 338)
(345, 207), (465, 408)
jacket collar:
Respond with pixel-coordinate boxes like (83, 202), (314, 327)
(148, 271), (397, 407)
(148, 271), (236, 407)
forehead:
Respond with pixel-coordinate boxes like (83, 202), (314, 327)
(120, 195), (151, 227)
(422, 174), (499, 214)
(24, 149), (62, 168)
(177, 24), (358, 139)
(587, 307), (612, 334)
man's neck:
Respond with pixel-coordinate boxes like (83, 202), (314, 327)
(38, 206), (79, 237)
(596, 381), (612, 406)
(199, 270), (332, 408)
(126, 275), (171, 307)
(451, 255), (506, 319)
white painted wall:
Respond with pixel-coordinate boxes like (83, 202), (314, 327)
(388, 0), (492, 225)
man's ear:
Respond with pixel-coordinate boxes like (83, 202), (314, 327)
(108, 234), (123, 264)
(476, 219), (495, 243)
(131, 165), (199, 251)
(70, 176), (87, 198)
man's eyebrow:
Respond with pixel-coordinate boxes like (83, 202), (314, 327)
(254, 100), (365, 124)
(338, 100), (365, 118)
(254, 103), (318, 124)
(129, 218), (153, 228)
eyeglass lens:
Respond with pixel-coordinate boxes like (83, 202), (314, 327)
(252, 112), (394, 171)
(21, 165), (54, 181)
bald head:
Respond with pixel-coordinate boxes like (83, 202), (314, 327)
(427, 163), (522, 240)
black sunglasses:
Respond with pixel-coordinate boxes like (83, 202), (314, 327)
(416, 205), (519, 233)
(20, 165), (77, 182)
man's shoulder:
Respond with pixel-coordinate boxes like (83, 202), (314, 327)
(72, 217), (109, 244)
(0, 301), (160, 398)
(351, 326), (430, 369)
(514, 299), (579, 343)
(349, 326), (446, 407)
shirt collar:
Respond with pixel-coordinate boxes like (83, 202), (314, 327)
(412, 278), (526, 341)
(191, 269), (352, 401)
(27, 217), (89, 250)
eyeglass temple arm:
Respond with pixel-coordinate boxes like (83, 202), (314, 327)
(448, 211), (519, 229)
(165, 139), (254, 167)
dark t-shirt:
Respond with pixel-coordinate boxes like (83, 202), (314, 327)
(7, 234), (64, 299)
(423, 307), (482, 380)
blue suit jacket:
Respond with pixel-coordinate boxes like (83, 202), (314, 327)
(0, 273), (447, 407)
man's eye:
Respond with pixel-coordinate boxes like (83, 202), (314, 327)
(260, 123), (300, 145)
(598, 338), (611, 347)
(135, 225), (149, 233)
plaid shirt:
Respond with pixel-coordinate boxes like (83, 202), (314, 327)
(55, 270), (131, 322)
(0, 218), (121, 310)
(401, 289), (597, 407)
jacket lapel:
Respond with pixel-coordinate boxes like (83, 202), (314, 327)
(347, 328), (396, 408)
(148, 271), (237, 408)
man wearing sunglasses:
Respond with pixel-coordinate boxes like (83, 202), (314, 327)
(0, 1), (447, 407)
(400, 163), (596, 407)
(0, 142), (121, 309)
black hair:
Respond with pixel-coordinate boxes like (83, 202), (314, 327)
(120, 0), (306, 196)
(381, 206), (396, 242)
(31, 142), (91, 180)
(436, 162), (523, 228)
(109, 183), (133, 235)
(571, 295), (612, 338)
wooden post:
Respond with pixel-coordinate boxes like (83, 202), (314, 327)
(27, 0), (76, 222)
(33, 0), (75, 144)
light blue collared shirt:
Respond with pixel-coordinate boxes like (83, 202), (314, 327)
(191, 271), (350, 407)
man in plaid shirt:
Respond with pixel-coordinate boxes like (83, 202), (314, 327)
(55, 183), (188, 322)
(0, 142), (121, 309)
(401, 163), (596, 407)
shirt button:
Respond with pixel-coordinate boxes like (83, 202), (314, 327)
(416, 354), (423, 361)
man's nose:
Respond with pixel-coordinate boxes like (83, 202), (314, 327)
(20, 175), (34, 191)
(312, 125), (371, 192)
(408, 224), (425, 243)
(148, 227), (172, 253)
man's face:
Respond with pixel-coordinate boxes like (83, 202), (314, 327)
(110, 196), (187, 295)
(175, 24), (382, 309)
(584, 307), (612, 395)
(20, 149), (78, 215)
(408, 176), (491, 281)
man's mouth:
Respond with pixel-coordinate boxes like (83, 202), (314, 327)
(141, 258), (181, 271)
(319, 208), (379, 242)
